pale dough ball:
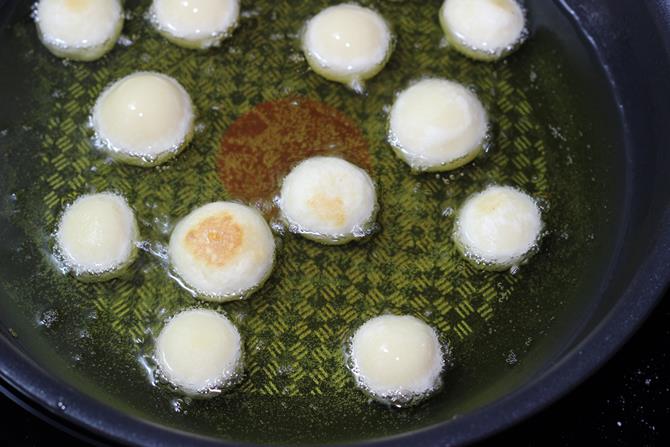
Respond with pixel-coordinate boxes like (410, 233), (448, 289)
(454, 185), (543, 270)
(150, 0), (240, 49)
(302, 3), (392, 91)
(169, 202), (275, 301)
(440, 0), (527, 61)
(56, 192), (138, 280)
(155, 309), (242, 394)
(35, 0), (124, 61)
(279, 156), (377, 245)
(350, 315), (444, 405)
(389, 78), (488, 172)
(92, 72), (195, 166)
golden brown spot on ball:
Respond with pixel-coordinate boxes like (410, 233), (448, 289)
(184, 213), (243, 267)
(65, 0), (91, 12)
(492, 0), (516, 13)
(307, 194), (346, 227)
(478, 191), (504, 213)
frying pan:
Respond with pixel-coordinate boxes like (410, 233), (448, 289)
(1, 0), (669, 445)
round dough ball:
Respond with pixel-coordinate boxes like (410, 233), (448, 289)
(155, 309), (242, 394)
(349, 315), (444, 406)
(389, 78), (488, 172)
(279, 156), (377, 245)
(55, 192), (138, 281)
(302, 3), (393, 92)
(92, 72), (195, 167)
(169, 202), (275, 301)
(149, 0), (240, 49)
(34, 0), (124, 61)
(453, 185), (543, 270)
(440, 0), (527, 61)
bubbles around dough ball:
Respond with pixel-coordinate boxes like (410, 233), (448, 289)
(349, 315), (444, 406)
(169, 202), (275, 301)
(389, 78), (488, 172)
(440, 0), (527, 61)
(34, 0), (124, 61)
(55, 192), (138, 280)
(92, 72), (195, 167)
(155, 309), (242, 394)
(302, 3), (393, 92)
(454, 185), (543, 270)
(279, 156), (377, 245)
(150, 0), (240, 49)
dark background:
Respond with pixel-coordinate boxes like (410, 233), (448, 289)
(1, 289), (667, 446)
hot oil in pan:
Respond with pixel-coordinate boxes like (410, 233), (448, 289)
(0, 0), (622, 443)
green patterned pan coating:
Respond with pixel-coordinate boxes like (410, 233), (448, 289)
(0, 0), (620, 444)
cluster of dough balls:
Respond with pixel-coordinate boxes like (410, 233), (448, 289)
(34, 0), (241, 61)
(152, 307), (448, 400)
(34, 1), (526, 64)
(152, 309), (447, 401)
(53, 195), (273, 396)
(301, 1), (527, 91)
(48, 0), (540, 402)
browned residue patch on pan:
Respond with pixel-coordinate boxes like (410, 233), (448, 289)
(217, 97), (371, 203)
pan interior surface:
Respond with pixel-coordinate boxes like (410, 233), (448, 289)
(0, 0), (624, 444)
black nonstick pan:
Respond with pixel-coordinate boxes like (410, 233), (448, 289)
(1, 0), (669, 445)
